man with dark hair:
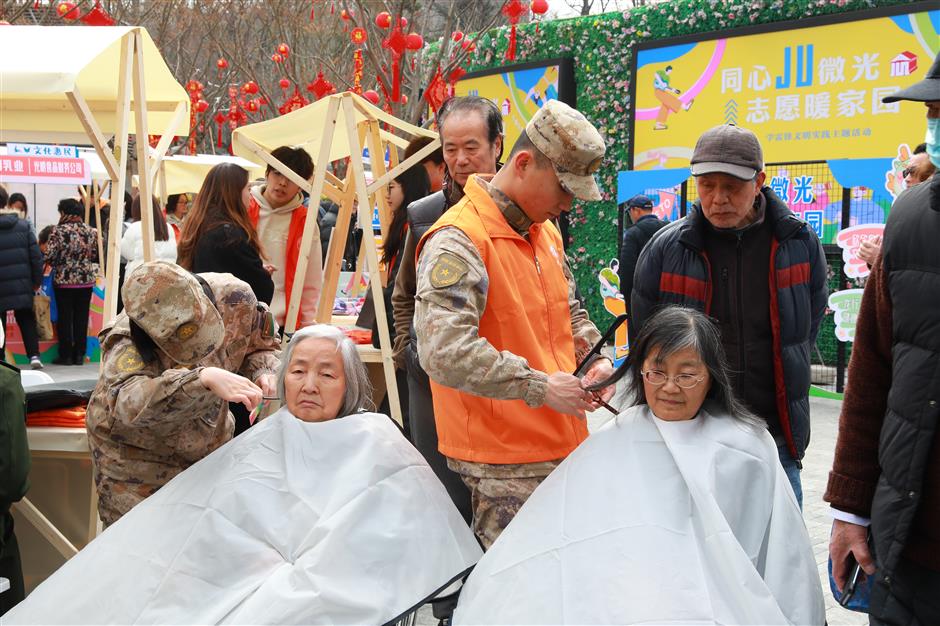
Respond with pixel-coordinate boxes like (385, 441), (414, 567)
(826, 52), (940, 625)
(247, 145), (321, 330)
(905, 142), (936, 186)
(617, 194), (666, 338)
(391, 96), (504, 526)
(632, 124), (828, 507)
(405, 135), (445, 192)
(414, 100), (614, 550)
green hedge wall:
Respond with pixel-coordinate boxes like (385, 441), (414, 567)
(459, 0), (910, 322)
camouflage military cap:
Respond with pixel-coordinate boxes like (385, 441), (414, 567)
(525, 100), (605, 202)
(122, 261), (223, 366)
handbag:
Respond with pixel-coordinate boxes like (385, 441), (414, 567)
(33, 294), (54, 341)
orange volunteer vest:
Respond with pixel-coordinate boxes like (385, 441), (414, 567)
(417, 176), (588, 465)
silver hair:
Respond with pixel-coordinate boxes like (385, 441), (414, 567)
(277, 324), (374, 417)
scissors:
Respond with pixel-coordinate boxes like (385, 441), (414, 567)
(573, 314), (627, 416)
(248, 396), (281, 425)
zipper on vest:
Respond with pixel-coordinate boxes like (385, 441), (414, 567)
(530, 245), (562, 369)
(534, 255), (542, 274)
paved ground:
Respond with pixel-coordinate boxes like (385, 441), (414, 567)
(34, 363), (863, 624)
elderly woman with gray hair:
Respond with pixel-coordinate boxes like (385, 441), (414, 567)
(275, 324), (374, 423)
(455, 307), (826, 625)
(8, 323), (481, 625)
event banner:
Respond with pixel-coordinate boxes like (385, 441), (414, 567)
(456, 61), (566, 150)
(631, 7), (940, 169)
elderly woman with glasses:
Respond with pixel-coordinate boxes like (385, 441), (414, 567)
(10, 324), (482, 626)
(454, 306), (825, 625)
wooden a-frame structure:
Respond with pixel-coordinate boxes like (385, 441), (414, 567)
(0, 25), (190, 324)
(233, 92), (441, 426)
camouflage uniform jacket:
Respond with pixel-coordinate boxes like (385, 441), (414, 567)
(86, 273), (280, 525)
(415, 176), (602, 478)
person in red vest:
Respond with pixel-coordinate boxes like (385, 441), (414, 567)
(414, 100), (615, 549)
(247, 146), (322, 331)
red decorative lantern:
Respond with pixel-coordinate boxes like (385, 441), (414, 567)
(278, 90), (310, 115)
(530, 0), (548, 14)
(362, 90), (380, 106)
(242, 81), (259, 95)
(375, 11), (392, 29)
(80, 0), (115, 26)
(501, 0), (528, 61)
(186, 79), (204, 94)
(306, 71), (336, 100)
(399, 16), (408, 28)
(279, 78), (291, 90)
(214, 112), (227, 147)
(272, 53), (284, 63)
(401, 94), (409, 105)
(382, 26), (408, 102)
(277, 43), (291, 57)
(246, 100), (259, 113)
(195, 99), (209, 113)
(405, 33), (424, 51)
(452, 30), (464, 42)
(340, 9), (352, 20)
(216, 58), (229, 70)
(56, 1), (79, 20)
(350, 27), (367, 45)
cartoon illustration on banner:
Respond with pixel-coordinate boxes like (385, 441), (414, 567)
(633, 9), (940, 170)
(456, 64), (560, 150)
(836, 223), (886, 279)
(828, 289), (865, 343)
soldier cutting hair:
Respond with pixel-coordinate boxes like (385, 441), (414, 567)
(86, 261), (280, 526)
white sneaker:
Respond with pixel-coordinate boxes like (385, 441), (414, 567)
(30, 356), (43, 370)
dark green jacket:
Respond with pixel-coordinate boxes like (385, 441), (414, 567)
(1, 360), (30, 519)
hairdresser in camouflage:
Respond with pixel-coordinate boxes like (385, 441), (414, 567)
(86, 261), (280, 526)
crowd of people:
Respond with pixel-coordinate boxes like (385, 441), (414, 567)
(2, 51), (939, 625)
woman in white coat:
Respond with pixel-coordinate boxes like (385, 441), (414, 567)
(454, 306), (826, 625)
(120, 195), (177, 277)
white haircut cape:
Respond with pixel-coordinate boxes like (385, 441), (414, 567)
(8, 409), (482, 625)
(454, 404), (826, 625)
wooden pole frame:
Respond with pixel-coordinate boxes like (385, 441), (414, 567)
(131, 30), (155, 265)
(281, 95), (341, 337)
(340, 95), (401, 426)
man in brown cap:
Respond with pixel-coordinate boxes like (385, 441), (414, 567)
(631, 123), (827, 508)
(86, 261), (281, 526)
(414, 100), (615, 549)
(826, 51), (940, 624)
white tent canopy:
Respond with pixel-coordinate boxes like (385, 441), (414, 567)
(0, 26), (189, 145)
(0, 24), (190, 325)
(135, 153), (265, 198)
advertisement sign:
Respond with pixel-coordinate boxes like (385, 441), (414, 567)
(456, 58), (574, 151)
(631, 6), (940, 170)
(0, 154), (91, 186)
(7, 143), (81, 159)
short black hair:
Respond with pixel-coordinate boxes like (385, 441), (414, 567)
(166, 193), (188, 214)
(405, 135), (444, 165)
(914, 142), (927, 155)
(0, 185), (7, 208)
(58, 198), (84, 216)
(508, 129), (552, 169)
(38, 225), (54, 245)
(438, 96), (504, 161)
(267, 146), (314, 181)
(8, 192), (27, 209)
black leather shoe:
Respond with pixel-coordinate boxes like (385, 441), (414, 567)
(72, 355), (85, 365)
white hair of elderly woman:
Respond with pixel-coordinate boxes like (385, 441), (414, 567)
(276, 324), (374, 418)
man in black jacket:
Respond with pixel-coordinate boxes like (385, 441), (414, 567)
(0, 185), (44, 369)
(618, 194), (666, 342)
(826, 52), (940, 626)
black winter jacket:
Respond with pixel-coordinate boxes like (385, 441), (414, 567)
(872, 173), (940, 584)
(619, 214), (667, 326)
(0, 213), (43, 312)
(632, 187), (827, 461)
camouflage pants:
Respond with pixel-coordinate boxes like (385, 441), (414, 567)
(448, 458), (560, 550)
